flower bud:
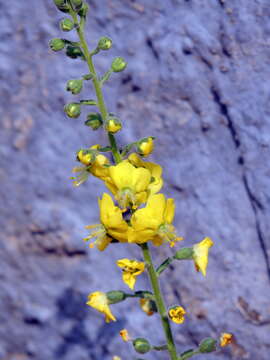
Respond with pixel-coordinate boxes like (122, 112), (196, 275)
(77, 149), (96, 166)
(98, 37), (113, 51)
(85, 113), (103, 130)
(105, 116), (122, 133)
(78, 3), (89, 17)
(70, 0), (83, 11)
(137, 137), (154, 157)
(174, 247), (194, 260)
(139, 298), (157, 316)
(66, 45), (84, 59)
(133, 338), (151, 354)
(66, 79), (83, 94)
(64, 103), (81, 118)
(60, 18), (74, 32)
(111, 57), (127, 72)
(83, 73), (94, 80)
(199, 338), (217, 353)
(53, 0), (70, 13)
(106, 291), (126, 304)
(49, 38), (65, 52)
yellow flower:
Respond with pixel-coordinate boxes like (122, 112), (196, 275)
(116, 258), (145, 289)
(168, 306), (186, 324)
(119, 329), (131, 342)
(128, 153), (163, 196)
(113, 357), (121, 360)
(77, 149), (95, 166)
(84, 193), (128, 251)
(105, 117), (122, 133)
(193, 237), (214, 276)
(71, 153), (110, 186)
(105, 161), (152, 209)
(137, 137), (154, 157)
(86, 291), (116, 323)
(128, 194), (183, 247)
(220, 333), (233, 347)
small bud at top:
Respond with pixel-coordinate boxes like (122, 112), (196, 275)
(66, 79), (83, 94)
(85, 113), (103, 130)
(137, 137), (154, 157)
(111, 57), (127, 72)
(174, 247), (194, 260)
(199, 338), (217, 353)
(60, 18), (74, 32)
(98, 37), (113, 51)
(49, 38), (65, 52)
(106, 291), (126, 304)
(105, 116), (122, 133)
(71, 0), (83, 11)
(133, 338), (151, 354)
(53, 0), (70, 13)
(64, 103), (81, 118)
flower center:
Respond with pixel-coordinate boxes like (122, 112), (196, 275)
(157, 223), (182, 247)
(117, 188), (136, 209)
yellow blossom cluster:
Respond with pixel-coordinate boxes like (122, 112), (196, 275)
(73, 147), (215, 324)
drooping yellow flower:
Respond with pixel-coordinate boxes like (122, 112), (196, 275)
(86, 291), (116, 323)
(220, 333), (233, 347)
(137, 137), (154, 157)
(84, 193), (128, 251)
(193, 237), (214, 276)
(105, 161), (152, 208)
(128, 194), (183, 247)
(168, 306), (186, 324)
(119, 329), (131, 342)
(116, 258), (145, 289)
(128, 153), (163, 196)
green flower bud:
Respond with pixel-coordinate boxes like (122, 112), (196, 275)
(174, 247), (194, 260)
(78, 3), (89, 17)
(53, 0), (70, 13)
(49, 38), (65, 51)
(83, 73), (94, 80)
(64, 103), (81, 118)
(85, 113), (103, 130)
(106, 291), (126, 304)
(199, 338), (217, 353)
(133, 338), (151, 354)
(66, 79), (83, 94)
(70, 0), (83, 11)
(60, 18), (74, 32)
(111, 57), (127, 72)
(105, 116), (122, 133)
(66, 45), (84, 59)
(98, 37), (113, 51)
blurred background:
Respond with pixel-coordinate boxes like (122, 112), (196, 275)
(1, 0), (270, 359)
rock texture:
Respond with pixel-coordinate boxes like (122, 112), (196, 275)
(0, 0), (270, 359)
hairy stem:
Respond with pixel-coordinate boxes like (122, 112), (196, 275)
(141, 243), (178, 360)
(69, 4), (121, 164)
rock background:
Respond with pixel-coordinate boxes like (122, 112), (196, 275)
(0, 0), (270, 359)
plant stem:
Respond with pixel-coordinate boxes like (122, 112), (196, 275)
(141, 243), (178, 360)
(69, 5), (121, 164)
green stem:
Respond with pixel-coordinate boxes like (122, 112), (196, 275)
(141, 243), (178, 360)
(69, 5), (121, 164)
